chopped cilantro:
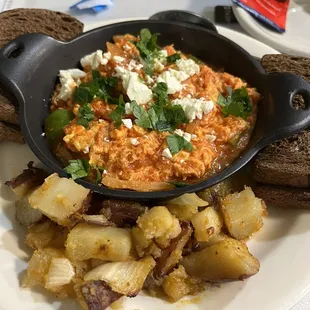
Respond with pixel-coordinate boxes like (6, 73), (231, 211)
(73, 87), (92, 105)
(72, 71), (119, 105)
(164, 104), (189, 129)
(153, 82), (168, 106)
(130, 82), (189, 132)
(94, 166), (106, 184)
(167, 134), (193, 155)
(109, 95), (126, 127)
(217, 87), (252, 119)
(64, 159), (90, 180)
(132, 101), (152, 129)
(76, 103), (95, 127)
(166, 53), (181, 64)
(135, 28), (160, 75)
(92, 70), (101, 79)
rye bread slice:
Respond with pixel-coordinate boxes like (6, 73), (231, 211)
(254, 184), (310, 210)
(0, 121), (24, 144)
(253, 54), (310, 188)
(0, 9), (84, 143)
(0, 8), (84, 47)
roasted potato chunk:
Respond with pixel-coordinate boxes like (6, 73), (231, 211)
(220, 187), (267, 240)
(166, 204), (198, 221)
(137, 206), (181, 248)
(191, 207), (222, 242)
(22, 247), (65, 288)
(66, 223), (132, 262)
(84, 256), (156, 296)
(163, 266), (204, 302)
(15, 193), (43, 227)
(181, 238), (260, 282)
(76, 280), (123, 310)
(25, 220), (68, 250)
(29, 173), (91, 226)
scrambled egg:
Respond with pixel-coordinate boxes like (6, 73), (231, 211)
(52, 32), (260, 189)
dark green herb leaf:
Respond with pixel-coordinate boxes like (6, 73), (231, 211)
(109, 95), (126, 127)
(166, 53), (181, 64)
(94, 166), (106, 184)
(106, 77), (118, 88)
(164, 104), (189, 129)
(64, 159), (90, 180)
(217, 86), (252, 119)
(92, 70), (101, 80)
(169, 181), (189, 188)
(132, 101), (152, 129)
(135, 29), (160, 75)
(153, 82), (168, 106)
(73, 87), (92, 105)
(76, 103), (95, 128)
(166, 134), (193, 155)
(155, 120), (173, 132)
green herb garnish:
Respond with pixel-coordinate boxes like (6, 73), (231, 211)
(166, 53), (181, 64)
(131, 82), (189, 132)
(64, 159), (90, 180)
(76, 103), (95, 127)
(217, 87), (252, 119)
(135, 29), (160, 76)
(73, 70), (119, 105)
(109, 95), (126, 127)
(166, 134), (194, 155)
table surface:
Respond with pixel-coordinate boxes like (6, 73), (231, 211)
(0, 0), (308, 309)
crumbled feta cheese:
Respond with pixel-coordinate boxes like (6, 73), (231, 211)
(162, 148), (173, 159)
(80, 50), (108, 69)
(159, 50), (168, 58)
(123, 44), (131, 51)
(103, 169), (108, 174)
(113, 55), (125, 63)
(122, 118), (133, 129)
(183, 133), (191, 142)
(205, 134), (216, 142)
(83, 146), (90, 154)
(157, 69), (189, 94)
(131, 138), (139, 145)
(57, 69), (86, 101)
(104, 137), (110, 142)
(145, 75), (154, 85)
(172, 97), (214, 122)
(115, 66), (152, 104)
(153, 59), (165, 72)
(174, 129), (184, 137)
(176, 58), (200, 76)
(153, 50), (168, 72)
(125, 102), (132, 114)
(174, 129), (191, 142)
(191, 134), (197, 139)
(103, 52), (111, 60)
(186, 94), (192, 98)
(180, 159), (185, 163)
(128, 59), (143, 71)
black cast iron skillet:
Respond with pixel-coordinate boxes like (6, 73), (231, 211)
(0, 15), (310, 201)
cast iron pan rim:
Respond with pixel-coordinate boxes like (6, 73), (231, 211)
(21, 19), (266, 200)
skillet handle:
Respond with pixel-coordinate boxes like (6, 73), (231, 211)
(149, 10), (218, 33)
(254, 72), (310, 149)
(0, 33), (60, 104)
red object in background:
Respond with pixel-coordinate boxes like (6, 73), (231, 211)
(233, 0), (290, 33)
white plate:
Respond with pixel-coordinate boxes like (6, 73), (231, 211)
(1, 18), (309, 310)
(233, 1), (310, 57)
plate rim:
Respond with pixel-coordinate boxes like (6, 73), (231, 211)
(232, 4), (310, 57)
